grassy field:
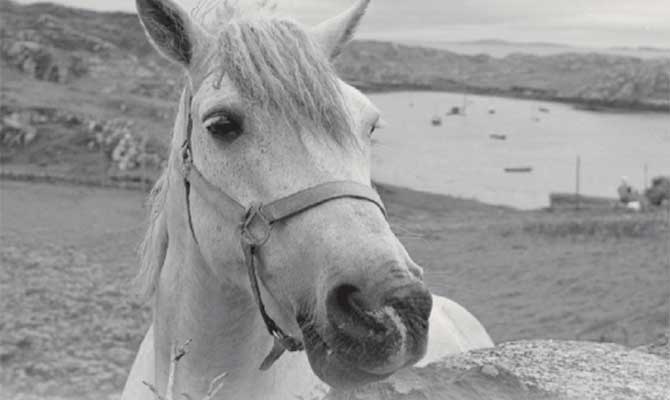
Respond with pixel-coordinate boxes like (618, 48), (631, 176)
(1, 179), (668, 399)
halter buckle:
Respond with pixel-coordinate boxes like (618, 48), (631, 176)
(240, 204), (273, 246)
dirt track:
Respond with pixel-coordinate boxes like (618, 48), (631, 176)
(1, 180), (668, 399)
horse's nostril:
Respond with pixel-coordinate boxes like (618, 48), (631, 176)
(327, 280), (432, 324)
(331, 284), (367, 315)
(326, 283), (381, 335)
(384, 284), (433, 322)
(323, 279), (432, 375)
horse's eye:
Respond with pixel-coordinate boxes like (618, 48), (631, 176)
(369, 117), (384, 137)
(369, 121), (382, 137)
(204, 114), (242, 142)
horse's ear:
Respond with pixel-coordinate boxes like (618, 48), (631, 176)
(311, 0), (370, 59)
(136, 0), (200, 66)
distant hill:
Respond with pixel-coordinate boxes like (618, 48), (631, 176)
(461, 39), (573, 48)
(453, 39), (670, 54)
(392, 38), (670, 60)
(611, 45), (670, 53)
(338, 41), (670, 110)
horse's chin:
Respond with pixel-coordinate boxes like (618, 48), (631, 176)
(300, 323), (395, 389)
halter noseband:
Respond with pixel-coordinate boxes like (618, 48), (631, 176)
(178, 92), (386, 370)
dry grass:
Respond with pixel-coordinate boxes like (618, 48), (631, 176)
(522, 210), (669, 239)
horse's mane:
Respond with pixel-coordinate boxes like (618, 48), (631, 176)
(136, 1), (353, 299)
(135, 167), (170, 299)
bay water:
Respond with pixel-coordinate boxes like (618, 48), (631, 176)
(369, 91), (670, 209)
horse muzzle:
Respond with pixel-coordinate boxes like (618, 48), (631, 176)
(301, 278), (432, 388)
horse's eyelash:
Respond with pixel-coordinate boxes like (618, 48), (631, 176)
(202, 109), (243, 126)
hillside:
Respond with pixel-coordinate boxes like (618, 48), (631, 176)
(1, 0), (669, 186)
(2, 0), (670, 109)
(339, 41), (670, 110)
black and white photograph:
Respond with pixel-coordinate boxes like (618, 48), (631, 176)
(1, 0), (669, 399)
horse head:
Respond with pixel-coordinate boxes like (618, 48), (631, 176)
(136, 0), (432, 390)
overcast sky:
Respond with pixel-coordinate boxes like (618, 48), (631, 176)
(13, 0), (670, 48)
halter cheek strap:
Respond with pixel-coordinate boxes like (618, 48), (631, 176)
(179, 93), (386, 370)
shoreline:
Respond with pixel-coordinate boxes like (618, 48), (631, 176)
(353, 82), (670, 114)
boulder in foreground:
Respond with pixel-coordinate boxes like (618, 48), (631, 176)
(327, 339), (670, 400)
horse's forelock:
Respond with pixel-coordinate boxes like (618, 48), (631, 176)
(192, 0), (279, 33)
(191, 1), (353, 142)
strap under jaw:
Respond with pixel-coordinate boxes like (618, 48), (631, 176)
(179, 92), (387, 371)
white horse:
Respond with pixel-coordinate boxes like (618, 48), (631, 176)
(122, 0), (493, 399)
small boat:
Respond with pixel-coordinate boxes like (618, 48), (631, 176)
(446, 106), (461, 116)
(488, 109), (496, 114)
(538, 106), (550, 113)
(431, 115), (442, 126)
(489, 134), (507, 140)
(504, 166), (533, 173)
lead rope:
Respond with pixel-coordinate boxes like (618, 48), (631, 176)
(180, 94), (302, 371)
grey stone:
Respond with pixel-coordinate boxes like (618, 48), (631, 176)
(327, 340), (670, 400)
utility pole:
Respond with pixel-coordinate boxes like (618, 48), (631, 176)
(575, 156), (581, 210)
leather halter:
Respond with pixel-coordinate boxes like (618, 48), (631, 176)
(178, 92), (387, 370)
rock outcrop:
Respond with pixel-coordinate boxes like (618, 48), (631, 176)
(0, 40), (87, 83)
(0, 105), (165, 172)
(327, 339), (670, 400)
(1, 111), (40, 147)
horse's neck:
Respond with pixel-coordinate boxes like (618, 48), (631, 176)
(153, 243), (322, 400)
(152, 173), (319, 399)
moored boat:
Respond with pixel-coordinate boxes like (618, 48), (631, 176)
(504, 166), (533, 173)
